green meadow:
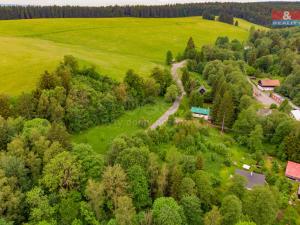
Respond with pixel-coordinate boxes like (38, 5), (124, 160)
(72, 99), (170, 154)
(0, 17), (264, 95)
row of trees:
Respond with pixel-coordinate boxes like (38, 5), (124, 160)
(0, 56), (175, 132)
(1, 2), (300, 26)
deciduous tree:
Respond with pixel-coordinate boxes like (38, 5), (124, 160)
(153, 197), (185, 225)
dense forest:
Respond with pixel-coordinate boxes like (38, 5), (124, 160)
(0, 2), (300, 26)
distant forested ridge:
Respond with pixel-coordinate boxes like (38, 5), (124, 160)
(1, 2), (300, 26)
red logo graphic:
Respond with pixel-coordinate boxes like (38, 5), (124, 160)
(272, 10), (300, 20)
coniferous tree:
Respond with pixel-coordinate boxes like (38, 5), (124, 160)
(218, 13), (234, 25)
(216, 91), (235, 128)
(0, 95), (11, 119)
(184, 37), (196, 59)
(166, 50), (173, 65)
(202, 11), (215, 20)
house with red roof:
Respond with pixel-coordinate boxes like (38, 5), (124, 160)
(285, 161), (300, 181)
(258, 79), (280, 91)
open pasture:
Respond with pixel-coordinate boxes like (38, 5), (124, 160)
(0, 17), (264, 95)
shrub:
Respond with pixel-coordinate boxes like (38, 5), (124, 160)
(138, 118), (150, 128)
(165, 84), (179, 103)
(185, 111), (193, 120)
(167, 115), (176, 126)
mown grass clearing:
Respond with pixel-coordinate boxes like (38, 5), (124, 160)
(72, 99), (170, 154)
(0, 17), (264, 95)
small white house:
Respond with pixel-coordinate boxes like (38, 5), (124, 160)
(291, 109), (300, 121)
(243, 164), (251, 170)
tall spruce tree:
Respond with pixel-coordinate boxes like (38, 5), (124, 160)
(184, 37), (196, 59)
(216, 91), (235, 128)
(166, 50), (173, 65)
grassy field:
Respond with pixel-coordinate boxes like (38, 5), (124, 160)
(0, 17), (265, 95)
(72, 99), (170, 154)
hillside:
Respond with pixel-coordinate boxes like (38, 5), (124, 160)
(0, 17), (264, 95)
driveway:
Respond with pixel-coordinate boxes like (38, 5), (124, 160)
(247, 77), (279, 107)
(150, 61), (186, 130)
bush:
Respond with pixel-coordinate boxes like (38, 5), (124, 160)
(167, 115), (176, 126)
(189, 91), (204, 107)
(208, 143), (229, 157)
(198, 127), (210, 136)
(224, 159), (232, 167)
(218, 13), (234, 25)
(176, 52), (184, 62)
(202, 12), (215, 20)
(165, 84), (179, 103)
(138, 119), (150, 128)
(185, 111), (193, 120)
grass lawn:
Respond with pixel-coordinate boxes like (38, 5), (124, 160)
(0, 17), (264, 95)
(72, 99), (170, 154)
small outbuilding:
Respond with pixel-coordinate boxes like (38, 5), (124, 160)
(258, 79), (280, 91)
(243, 164), (251, 170)
(235, 169), (266, 190)
(198, 85), (207, 95)
(191, 107), (210, 120)
(271, 93), (285, 104)
(291, 110), (300, 121)
(285, 161), (300, 181)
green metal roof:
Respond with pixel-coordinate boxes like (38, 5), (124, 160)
(191, 107), (210, 116)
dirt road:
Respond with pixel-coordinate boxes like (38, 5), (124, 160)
(150, 61), (186, 130)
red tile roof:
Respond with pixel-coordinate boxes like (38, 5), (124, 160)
(285, 161), (300, 180)
(258, 79), (280, 87)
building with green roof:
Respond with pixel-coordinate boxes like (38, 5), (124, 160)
(191, 107), (210, 120)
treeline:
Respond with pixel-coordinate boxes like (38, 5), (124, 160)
(1, 2), (300, 26)
(0, 56), (175, 133)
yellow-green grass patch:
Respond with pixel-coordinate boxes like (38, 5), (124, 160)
(0, 17), (263, 95)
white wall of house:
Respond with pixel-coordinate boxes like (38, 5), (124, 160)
(257, 85), (274, 91)
(192, 113), (209, 120)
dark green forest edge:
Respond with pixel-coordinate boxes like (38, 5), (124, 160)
(3, 14), (300, 225)
(0, 2), (300, 26)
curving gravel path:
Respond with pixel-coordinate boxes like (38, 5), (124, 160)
(150, 61), (186, 130)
